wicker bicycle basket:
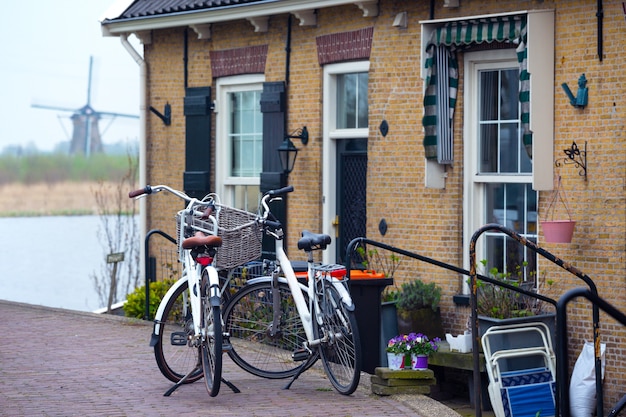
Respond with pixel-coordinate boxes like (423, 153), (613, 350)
(213, 204), (262, 269)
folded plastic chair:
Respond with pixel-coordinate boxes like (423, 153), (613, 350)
(481, 322), (556, 417)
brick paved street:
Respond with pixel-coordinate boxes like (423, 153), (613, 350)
(0, 300), (461, 417)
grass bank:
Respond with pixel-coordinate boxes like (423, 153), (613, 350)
(0, 181), (134, 217)
(0, 153), (138, 217)
(0, 153), (136, 185)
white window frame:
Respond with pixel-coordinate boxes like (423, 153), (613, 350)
(215, 74), (264, 208)
(322, 60), (370, 264)
(463, 49), (537, 293)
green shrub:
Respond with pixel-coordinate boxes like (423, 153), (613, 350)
(124, 279), (177, 320)
(396, 279), (442, 312)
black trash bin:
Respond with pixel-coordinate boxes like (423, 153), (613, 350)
(349, 274), (394, 374)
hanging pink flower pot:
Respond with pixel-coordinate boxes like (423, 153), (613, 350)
(542, 175), (576, 243)
(541, 220), (576, 243)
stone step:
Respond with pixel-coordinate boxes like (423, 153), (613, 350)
(371, 374), (437, 387)
(374, 367), (435, 380)
(371, 367), (437, 396)
(371, 383), (432, 396)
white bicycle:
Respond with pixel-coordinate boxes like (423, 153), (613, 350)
(129, 185), (259, 397)
(222, 186), (362, 394)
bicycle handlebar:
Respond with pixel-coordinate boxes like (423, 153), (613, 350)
(128, 184), (197, 204)
(256, 186), (294, 235)
(266, 185), (294, 197)
(128, 185), (153, 198)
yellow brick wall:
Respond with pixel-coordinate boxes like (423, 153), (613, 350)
(141, 0), (626, 408)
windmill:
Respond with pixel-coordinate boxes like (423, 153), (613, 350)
(32, 56), (139, 157)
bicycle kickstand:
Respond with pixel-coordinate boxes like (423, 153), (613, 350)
(282, 352), (315, 390)
(221, 377), (241, 394)
(164, 364), (202, 396)
(283, 362), (307, 390)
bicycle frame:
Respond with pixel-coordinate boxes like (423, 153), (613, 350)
(266, 221), (354, 350)
(151, 254), (220, 346)
(132, 185), (221, 349)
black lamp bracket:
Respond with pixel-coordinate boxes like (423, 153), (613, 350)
(149, 103), (171, 126)
(555, 141), (587, 180)
(286, 126), (308, 145)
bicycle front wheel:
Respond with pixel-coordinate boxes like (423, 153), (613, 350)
(153, 279), (203, 383)
(201, 270), (222, 397)
(314, 281), (361, 395)
(223, 280), (315, 379)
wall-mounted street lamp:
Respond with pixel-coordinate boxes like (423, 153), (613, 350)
(278, 126), (308, 174)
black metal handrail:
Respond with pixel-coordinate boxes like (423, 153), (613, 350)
(144, 229), (176, 320)
(347, 224), (607, 417)
(556, 288), (626, 417)
(469, 224), (601, 417)
(344, 237), (556, 307)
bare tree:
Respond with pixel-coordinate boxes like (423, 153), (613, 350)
(91, 152), (139, 312)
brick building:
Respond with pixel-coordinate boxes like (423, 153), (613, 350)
(102, 0), (625, 412)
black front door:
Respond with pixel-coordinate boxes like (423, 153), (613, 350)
(336, 138), (367, 264)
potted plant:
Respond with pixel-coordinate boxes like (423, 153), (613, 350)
(385, 334), (412, 370)
(385, 333), (441, 370)
(355, 246), (401, 278)
(396, 279), (444, 338)
(408, 333), (441, 370)
(476, 260), (556, 359)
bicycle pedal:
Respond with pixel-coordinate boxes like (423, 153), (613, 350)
(170, 332), (188, 346)
(291, 348), (310, 362)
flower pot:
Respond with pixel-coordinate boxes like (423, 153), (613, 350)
(411, 354), (428, 370)
(541, 220), (576, 243)
(380, 301), (399, 367)
(397, 307), (444, 339)
(387, 352), (405, 370)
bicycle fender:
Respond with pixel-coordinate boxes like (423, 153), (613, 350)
(205, 267), (222, 307)
(330, 278), (355, 311)
(151, 275), (188, 344)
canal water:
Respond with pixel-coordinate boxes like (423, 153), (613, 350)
(0, 215), (134, 312)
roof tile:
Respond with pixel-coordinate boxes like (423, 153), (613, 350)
(118, 0), (271, 19)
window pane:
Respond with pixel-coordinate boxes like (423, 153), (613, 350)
(499, 123), (519, 173)
(229, 90), (262, 177)
(357, 73), (369, 128)
(478, 68), (527, 175)
(500, 69), (519, 120)
(232, 185), (260, 212)
(483, 183), (537, 280)
(480, 124), (498, 173)
(337, 72), (368, 129)
(480, 71), (499, 121)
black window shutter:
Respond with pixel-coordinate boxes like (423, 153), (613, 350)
(183, 86), (212, 199)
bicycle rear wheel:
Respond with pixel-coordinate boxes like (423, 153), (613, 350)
(223, 280), (315, 379)
(314, 281), (361, 395)
(200, 269), (222, 397)
(153, 279), (203, 383)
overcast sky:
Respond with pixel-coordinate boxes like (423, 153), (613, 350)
(0, 0), (141, 152)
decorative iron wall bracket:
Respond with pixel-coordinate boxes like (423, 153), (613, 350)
(555, 141), (587, 180)
(149, 103), (171, 126)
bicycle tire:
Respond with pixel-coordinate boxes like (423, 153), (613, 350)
(314, 281), (361, 395)
(153, 279), (203, 383)
(223, 280), (316, 379)
(200, 268), (222, 397)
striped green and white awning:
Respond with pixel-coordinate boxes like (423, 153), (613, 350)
(423, 15), (530, 163)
